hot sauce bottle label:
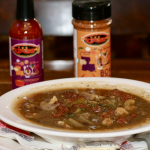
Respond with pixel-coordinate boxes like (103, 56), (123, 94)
(9, 37), (43, 89)
(73, 28), (111, 77)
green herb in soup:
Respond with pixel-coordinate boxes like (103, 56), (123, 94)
(13, 89), (150, 131)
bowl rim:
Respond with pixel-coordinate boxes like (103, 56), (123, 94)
(1, 77), (150, 138)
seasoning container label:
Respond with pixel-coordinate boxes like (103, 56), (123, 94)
(73, 28), (111, 77)
(9, 37), (43, 89)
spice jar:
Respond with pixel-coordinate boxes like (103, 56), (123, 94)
(72, 0), (112, 77)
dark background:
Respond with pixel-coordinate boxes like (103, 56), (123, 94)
(0, 0), (150, 60)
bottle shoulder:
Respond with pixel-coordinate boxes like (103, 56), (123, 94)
(9, 19), (43, 39)
(72, 18), (112, 30)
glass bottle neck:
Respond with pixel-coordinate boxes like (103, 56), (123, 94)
(16, 0), (35, 21)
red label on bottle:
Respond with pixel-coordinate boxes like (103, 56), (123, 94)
(9, 37), (43, 89)
(12, 43), (40, 57)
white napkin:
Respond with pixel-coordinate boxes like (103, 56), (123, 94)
(0, 120), (149, 150)
(0, 136), (33, 150)
(0, 127), (62, 150)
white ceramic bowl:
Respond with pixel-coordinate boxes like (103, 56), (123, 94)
(1, 77), (150, 147)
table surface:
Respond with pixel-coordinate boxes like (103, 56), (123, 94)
(0, 58), (150, 96)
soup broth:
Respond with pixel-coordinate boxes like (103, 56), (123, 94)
(12, 88), (150, 132)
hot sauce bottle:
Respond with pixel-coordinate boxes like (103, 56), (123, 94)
(9, 0), (43, 89)
(72, 0), (112, 77)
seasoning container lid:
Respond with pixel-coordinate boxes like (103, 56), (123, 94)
(72, 0), (111, 21)
(16, 0), (35, 20)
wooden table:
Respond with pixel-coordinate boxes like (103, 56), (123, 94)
(0, 58), (150, 96)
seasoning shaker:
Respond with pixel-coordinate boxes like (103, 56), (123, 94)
(72, 0), (112, 77)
